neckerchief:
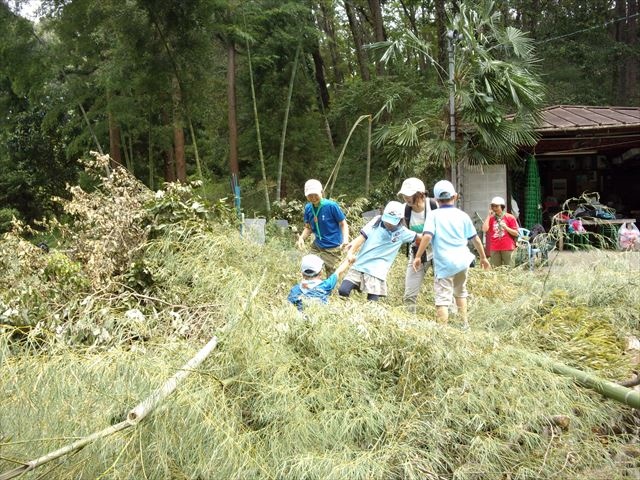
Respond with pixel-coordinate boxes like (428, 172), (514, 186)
(311, 199), (326, 240)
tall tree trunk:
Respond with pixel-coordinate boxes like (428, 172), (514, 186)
(227, 42), (239, 177)
(107, 90), (122, 169)
(162, 109), (176, 183)
(615, 0), (628, 104)
(318, 0), (344, 85)
(398, 0), (428, 74)
(310, 44), (335, 153)
(344, 0), (370, 81)
(172, 76), (186, 183)
(626, 0), (638, 104)
(120, 131), (132, 171)
(434, 0), (447, 69)
(311, 46), (330, 110)
(368, 0), (386, 75)
(147, 115), (154, 189)
(108, 110), (122, 169)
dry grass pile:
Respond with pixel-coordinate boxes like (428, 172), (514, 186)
(1, 161), (639, 478)
(1, 298), (636, 479)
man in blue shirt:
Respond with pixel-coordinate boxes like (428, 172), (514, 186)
(296, 179), (349, 274)
(288, 254), (351, 311)
(339, 201), (418, 301)
(412, 180), (490, 325)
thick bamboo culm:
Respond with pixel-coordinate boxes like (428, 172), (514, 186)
(549, 361), (640, 409)
(0, 336), (218, 480)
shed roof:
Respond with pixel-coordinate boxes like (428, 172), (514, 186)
(537, 106), (640, 132)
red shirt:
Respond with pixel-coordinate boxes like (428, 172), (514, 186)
(488, 213), (518, 251)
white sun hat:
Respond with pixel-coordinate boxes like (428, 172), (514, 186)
(398, 177), (426, 197)
(304, 179), (323, 196)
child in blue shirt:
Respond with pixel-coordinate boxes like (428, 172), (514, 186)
(296, 179), (349, 275)
(288, 254), (351, 311)
(412, 180), (490, 325)
(338, 201), (418, 301)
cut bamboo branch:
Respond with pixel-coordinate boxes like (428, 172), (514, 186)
(0, 421), (131, 480)
(128, 336), (218, 423)
(326, 114), (371, 198)
(534, 357), (640, 409)
(0, 336), (218, 480)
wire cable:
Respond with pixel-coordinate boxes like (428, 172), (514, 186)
(536, 12), (639, 44)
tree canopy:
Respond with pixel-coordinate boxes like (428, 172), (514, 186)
(0, 0), (638, 227)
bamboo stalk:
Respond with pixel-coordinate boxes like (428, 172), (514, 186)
(276, 44), (301, 201)
(0, 336), (218, 480)
(128, 336), (218, 422)
(548, 361), (640, 409)
(326, 114), (371, 198)
(0, 422), (130, 480)
(365, 116), (372, 197)
(246, 37), (270, 214)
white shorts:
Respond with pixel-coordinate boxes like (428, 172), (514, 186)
(343, 269), (387, 296)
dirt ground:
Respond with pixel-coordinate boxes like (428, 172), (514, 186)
(543, 249), (640, 271)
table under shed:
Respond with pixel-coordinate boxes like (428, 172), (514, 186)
(557, 218), (636, 251)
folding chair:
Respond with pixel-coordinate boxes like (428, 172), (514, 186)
(517, 227), (540, 271)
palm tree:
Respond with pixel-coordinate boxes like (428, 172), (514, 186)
(372, 1), (545, 177)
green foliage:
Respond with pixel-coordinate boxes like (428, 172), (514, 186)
(374, 1), (545, 173)
(271, 198), (306, 228)
(145, 181), (238, 239)
(43, 250), (87, 288)
(0, 208), (20, 233)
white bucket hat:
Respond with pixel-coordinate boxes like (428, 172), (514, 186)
(491, 196), (506, 207)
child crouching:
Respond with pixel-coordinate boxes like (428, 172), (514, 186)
(288, 254), (351, 311)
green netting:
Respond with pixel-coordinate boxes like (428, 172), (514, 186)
(524, 155), (542, 229)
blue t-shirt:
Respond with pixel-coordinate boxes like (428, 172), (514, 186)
(287, 273), (339, 311)
(303, 199), (346, 249)
(352, 216), (416, 280)
(423, 205), (477, 279)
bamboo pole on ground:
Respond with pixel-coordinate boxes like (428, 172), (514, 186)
(0, 336), (218, 480)
(548, 361), (640, 409)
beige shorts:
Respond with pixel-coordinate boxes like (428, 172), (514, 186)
(310, 244), (343, 274)
(343, 269), (387, 296)
(434, 269), (469, 306)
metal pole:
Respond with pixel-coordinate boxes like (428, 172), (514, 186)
(447, 30), (457, 189)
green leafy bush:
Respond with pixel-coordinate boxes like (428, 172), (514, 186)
(0, 208), (21, 233)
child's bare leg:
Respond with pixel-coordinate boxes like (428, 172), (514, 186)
(455, 297), (468, 328)
(436, 306), (449, 324)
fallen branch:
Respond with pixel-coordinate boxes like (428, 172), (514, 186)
(0, 336), (218, 480)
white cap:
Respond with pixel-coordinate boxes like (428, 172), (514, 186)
(304, 179), (323, 196)
(381, 200), (404, 225)
(301, 254), (324, 276)
(398, 177), (426, 197)
(433, 180), (456, 200)
(491, 196), (506, 207)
